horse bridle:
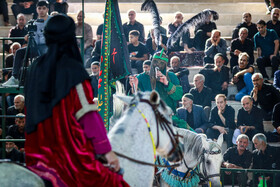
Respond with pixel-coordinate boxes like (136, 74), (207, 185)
(197, 148), (222, 182)
(114, 98), (183, 168)
(139, 98), (182, 157)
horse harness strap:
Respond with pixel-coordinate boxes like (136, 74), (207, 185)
(137, 107), (157, 162)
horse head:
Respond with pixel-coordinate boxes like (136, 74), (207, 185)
(115, 91), (184, 163)
(199, 133), (223, 187)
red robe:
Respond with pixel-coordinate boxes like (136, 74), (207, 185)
(25, 80), (128, 187)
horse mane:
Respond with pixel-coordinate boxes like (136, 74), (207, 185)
(179, 130), (204, 158)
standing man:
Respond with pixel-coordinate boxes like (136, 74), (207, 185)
(90, 61), (100, 98)
(75, 10), (93, 65)
(206, 94), (235, 148)
(24, 14), (128, 187)
(222, 134), (252, 186)
(254, 19), (280, 79)
(251, 73), (280, 120)
(123, 9), (145, 43)
(233, 96), (264, 143)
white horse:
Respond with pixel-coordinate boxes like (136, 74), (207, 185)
(108, 91), (184, 187)
(159, 128), (223, 187)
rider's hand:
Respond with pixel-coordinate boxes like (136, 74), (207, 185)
(104, 151), (120, 172)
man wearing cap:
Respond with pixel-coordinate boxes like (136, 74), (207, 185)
(129, 50), (183, 112)
(176, 93), (210, 133)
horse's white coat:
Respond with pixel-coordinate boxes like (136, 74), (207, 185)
(108, 91), (176, 187)
(161, 128), (223, 187)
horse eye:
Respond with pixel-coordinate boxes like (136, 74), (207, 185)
(206, 160), (211, 165)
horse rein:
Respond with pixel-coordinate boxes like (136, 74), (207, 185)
(114, 98), (183, 168)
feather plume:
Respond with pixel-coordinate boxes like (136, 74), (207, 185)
(167, 9), (219, 50)
(141, 0), (161, 47)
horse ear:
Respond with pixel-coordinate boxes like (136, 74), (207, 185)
(114, 95), (133, 105)
(217, 133), (224, 147)
(150, 91), (160, 105)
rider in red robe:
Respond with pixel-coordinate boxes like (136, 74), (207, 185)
(24, 14), (128, 187)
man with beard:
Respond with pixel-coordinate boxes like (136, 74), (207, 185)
(0, 136), (24, 163)
(232, 12), (258, 40)
(176, 93), (210, 133)
(90, 61), (100, 98)
(204, 30), (228, 65)
(230, 28), (254, 70)
(232, 52), (254, 101)
(267, 8), (280, 37)
(222, 134), (252, 186)
(254, 19), (280, 79)
(168, 56), (190, 93)
(6, 95), (25, 127)
(251, 73), (280, 120)
(232, 96), (264, 143)
(7, 113), (26, 150)
(129, 50), (183, 112)
(200, 53), (229, 98)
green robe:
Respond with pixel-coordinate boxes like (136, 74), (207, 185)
(137, 72), (183, 112)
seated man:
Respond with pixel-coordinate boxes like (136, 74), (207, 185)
(254, 19), (280, 79)
(7, 113), (25, 150)
(193, 14), (217, 51)
(204, 30), (228, 65)
(5, 42), (21, 68)
(252, 133), (280, 186)
(168, 56), (190, 94)
(0, 136), (24, 163)
(206, 94), (235, 148)
(189, 74), (212, 119)
(6, 94), (25, 127)
(251, 73), (280, 120)
(0, 0), (10, 26)
(76, 10), (93, 65)
(232, 52), (254, 101)
(3, 1), (51, 86)
(222, 134), (252, 186)
(271, 103), (280, 142)
(176, 93), (210, 133)
(230, 27), (254, 70)
(200, 53), (230, 98)
(11, 0), (38, 19)
(129, 50), (183, 112)
(123, 9), (145, 43)
(267, 8), (280, 38)
(168, 11), (183, 36)
(233, 96), (264, 143)
(273, 69), (280, 90)
(232, 12), (258, 40)
(128, 30), (149, 74)
(145, 28), (168, 56)
(90, 61), (100, 98)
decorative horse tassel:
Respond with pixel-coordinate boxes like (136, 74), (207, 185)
(141, 0), (161, 47)
(167, 9), (219, 50)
